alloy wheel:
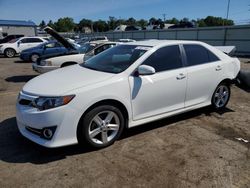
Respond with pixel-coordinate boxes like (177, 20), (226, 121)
(88, 110), (120, 145)
(213, 85), (229, 108)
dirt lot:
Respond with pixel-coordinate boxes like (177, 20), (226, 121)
(0, 56), (250, 188)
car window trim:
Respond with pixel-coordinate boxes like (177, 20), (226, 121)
(181, 44), (221, 67)
(138, 44), (185, 75)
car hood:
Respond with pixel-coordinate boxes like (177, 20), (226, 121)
(44, 26), (76, 51)
(23, 64), (115, 96)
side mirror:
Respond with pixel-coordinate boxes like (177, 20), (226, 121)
(17, 41), (21, 47)
(137, 65), (155, 76)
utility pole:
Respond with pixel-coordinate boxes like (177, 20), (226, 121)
(162, 13), (166, 22)
(226, 0), (231, 20)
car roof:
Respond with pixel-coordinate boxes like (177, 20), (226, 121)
(127, 39), (206, 47)
(90, 41), (118, 45)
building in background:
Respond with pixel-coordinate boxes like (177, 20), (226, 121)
(0, 20), (37, 39)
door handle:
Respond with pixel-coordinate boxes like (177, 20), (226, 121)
(216, 65), (222, 71)
(176, 73), (186, 80)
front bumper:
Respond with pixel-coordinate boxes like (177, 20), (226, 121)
(32, 63), (59, 74)
(16, 91), (79, 148)
(20, 53), (30, 61)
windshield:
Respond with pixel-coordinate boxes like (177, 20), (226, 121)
(79, 43), (98, 53)
(81, 45), (150, 74)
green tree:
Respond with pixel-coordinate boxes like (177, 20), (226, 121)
(126, 17), (136, 25)
(39, 20), (46, 28)
(149, 17), (157, 25)
(136, 19), (148, 28)
(108, 16), (117, 30)
(93, 20), (109, 32)
(55, 17), (75, 32)
(47, 20), (56, 29)
(204, 16), (234, 26)
(166, 17), (179, 24)
(78, 18), (93, 32)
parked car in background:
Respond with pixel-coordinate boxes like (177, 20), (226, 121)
(114, 25), (127, 32)
(33, 41), (119, 73)
(114, 25), (141, 32)
(0, 36), (48, 58)
(169, 22), (195, 29)
(0, 34), (24, 44)
(117, 39), (136, 43)
(125, 25), (141, 31)
(20, 40), (69, 62)
(16, 40), (240, 148)
(77, 36), (108, 45)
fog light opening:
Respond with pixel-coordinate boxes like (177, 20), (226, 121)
(43, 129), (53, 139)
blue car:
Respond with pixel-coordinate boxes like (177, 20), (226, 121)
(20, 40), (68, 62)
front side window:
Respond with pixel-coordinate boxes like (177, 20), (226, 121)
(184, 44), (220, 66)
(45, 42), (56, 48)
(142, 45), (183, 72)
(79, 43), (98, 53)
(81, 45), (149, 74)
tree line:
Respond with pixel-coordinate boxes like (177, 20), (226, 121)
(39, 16), (234, 32)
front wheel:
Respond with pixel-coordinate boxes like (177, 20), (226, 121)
(77, 105), (125, 148)
(212, 83), (231, 109)
(4, 48), (16, 58)
(30, 53), (40, 62)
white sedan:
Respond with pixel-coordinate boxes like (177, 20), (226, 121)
(0, 37), (48, 58)
(16, 40), (240, 148)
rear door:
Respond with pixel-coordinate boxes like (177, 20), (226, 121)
(129, 45), (187, 120)
(19, 38), (44, 51)
(183, 44), (223, 107)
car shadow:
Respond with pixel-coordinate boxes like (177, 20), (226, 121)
(14, 60), (31, 63)
(0, 106), (234, 165)
(5, 75), (37, 83)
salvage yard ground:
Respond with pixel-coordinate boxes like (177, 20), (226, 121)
(0, 56), (250, 188)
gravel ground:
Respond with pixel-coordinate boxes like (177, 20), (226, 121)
(0, 56), (249, 188)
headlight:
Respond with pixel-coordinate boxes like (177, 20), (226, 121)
(0, 45), (3, 48)
(40, 60), (52, 66)
(32, 95), (75, 111)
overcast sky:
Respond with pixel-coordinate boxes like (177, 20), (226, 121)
(0, 0), (249, 24)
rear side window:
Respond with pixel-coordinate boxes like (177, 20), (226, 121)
(24, 38), (43, 43)
(184, 44), (219, 66)
(143, 45), (182, 72)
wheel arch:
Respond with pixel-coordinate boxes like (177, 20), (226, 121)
(4, 48), (16, 54)
(77, 99), (129, 132)
(219, 78), (234, 86)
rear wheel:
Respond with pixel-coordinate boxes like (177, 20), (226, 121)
(212, 83), (230, 109)
(4, 48), (16, 58)
(77, 105), (125, 148)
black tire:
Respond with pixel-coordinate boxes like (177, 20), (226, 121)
(4, 48), (16, 58)
(77, 105), (125, 148)
(211, 82), (231, 109)
(30, 53), (40, 62)
(237, 70), (250, 88)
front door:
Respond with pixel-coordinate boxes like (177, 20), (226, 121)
(129, 45), (187, 121)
